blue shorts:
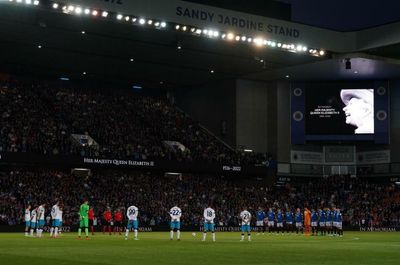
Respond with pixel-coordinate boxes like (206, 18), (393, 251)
(25, 221), (30, 227)
(204, 223), (215, 232)
(127, 220), (138, 230)
(30, 222), (37, 228)
(37, 220), (45, 228)
(241, 224), (251, 233)
(52, 219), (61, 227)
(170, 221), (181, 230)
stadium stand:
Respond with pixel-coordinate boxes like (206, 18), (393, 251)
(0, 80), (268, 165)
(1, 169), (399, 228)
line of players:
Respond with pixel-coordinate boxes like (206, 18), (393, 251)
(24, 203), (64, 238)
(24, 200), (343, 241)
(254, 207), (344, 237)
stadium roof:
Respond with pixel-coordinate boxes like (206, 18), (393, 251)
(1, 0), (400, 89)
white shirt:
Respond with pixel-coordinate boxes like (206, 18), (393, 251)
(127, 206), (139, 220)
(240, 210), (252, 225)
(31, 209), (37, 222)
(56, 208), (63, 221)
(203, 207), (216, 224)
(169, 206), (182, 222)
(37, 205), (45, 220)
(51, 205), (59, 219)
(24, 209), (31, 222)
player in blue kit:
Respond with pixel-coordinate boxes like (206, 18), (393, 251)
(319, 208), (326, 236)
(267, 208), (275, 234)
(336, 208), (343, 237)
(326, 207), (333, 236)
(295, 208), (303, 234)
(256, 207), (266, 235)
(311, 209), (318, 236)
(332, 207), (338, 236)
(285, 209), (294, 234)
(276, 209), (284, 235)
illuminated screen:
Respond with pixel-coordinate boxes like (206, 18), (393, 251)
(306, 88), (374, 135)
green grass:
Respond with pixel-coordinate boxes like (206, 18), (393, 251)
(1, 232), (400, 265)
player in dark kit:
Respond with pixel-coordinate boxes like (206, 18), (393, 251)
(114, 209), (123, 235)
(267, 208), (275, 234)
(311, 209), (318, 236)
(285, 209), (294, 234)
(255, 207), (266, 235)
(88, 206), (95, 235)
(319, 208), (327, 236)
(103, 208), (113, 235)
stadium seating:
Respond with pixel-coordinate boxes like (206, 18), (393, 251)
(0, 81), (268, 165)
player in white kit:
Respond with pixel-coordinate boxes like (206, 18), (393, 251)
(169, 206), (182, 240)
(202, 205), (216, 242)
(50, 202), (60, 237)
(24, 205), (31, 236)
(36, 204), (46, 238)
(240, 208), (252, 241)
(30, 207), (38, 236)
(125, 205), (139, 240)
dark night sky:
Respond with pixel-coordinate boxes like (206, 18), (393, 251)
(279, 0), (400, 31)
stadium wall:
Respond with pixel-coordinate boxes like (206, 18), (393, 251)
(277, 81), (291, 163)
(235, 79), (276, 153)
(390, 80), (400, 162)
(174, 80), (237, 147)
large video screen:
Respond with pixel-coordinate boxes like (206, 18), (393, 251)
(306, 88), (374, 135)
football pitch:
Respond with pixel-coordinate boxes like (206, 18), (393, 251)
(0, 232), (399, 265)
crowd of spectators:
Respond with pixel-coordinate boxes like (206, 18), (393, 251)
(0, 81), (269, 165)
(1, 169), (399, 228)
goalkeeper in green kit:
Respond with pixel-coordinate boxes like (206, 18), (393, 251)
(78, 199), (90, 239)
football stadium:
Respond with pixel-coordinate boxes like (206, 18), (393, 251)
(0, 1), (400, 265)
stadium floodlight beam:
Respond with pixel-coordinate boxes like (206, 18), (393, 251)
(148, 20), (153, 25)
(102, 11), (108, 17)
(92, 10), (98, 16)
(227, 33), (234, 40)
(302, 46), (307, 52)
(125, 16), (130, 21)
(235, 36), (240, 41)
(52, 2), (58, 8)
(33, 0), (39, 5)
(132, 17), (137, 22)
(182, 26), (187, 31)
(155, 22), (160, 27)
(319, 50), (325, 56)
(84, 8), (90, 15)
(241, 36), (246, 41)
(139, 18), (146, 25)
(25, 0), (32, 4)
(75, 7), (82, 14)
(175, 25), (180, 30)
(67, 5), (74, 11)
(160, 22), (167, 28)
(116, 14), (123, 20)
(213, 31), (219, 37)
